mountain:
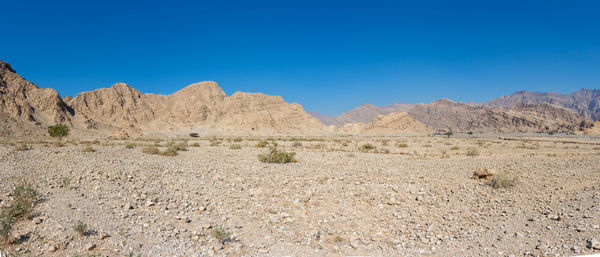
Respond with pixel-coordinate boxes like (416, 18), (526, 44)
(312, 102), (414, 126)
(339, 111), (432, 135)
(0, 60), (73, 136)
(485, 89), (600, 121)
(66, 81), (326, 136)
(408, 99), (592, 133)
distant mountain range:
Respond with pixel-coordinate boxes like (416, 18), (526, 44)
(1, 59), (598, 137)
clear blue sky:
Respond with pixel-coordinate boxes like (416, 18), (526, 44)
(1, 0), (599, 115)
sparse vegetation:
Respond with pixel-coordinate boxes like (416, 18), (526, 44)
(486, 174), (518, 189)
(359, 143), (377, 152)
(189, 133), (199, 137)
(397, 143), (408, 148)
(444, 131), (453, 138)
(450, 146), (460, 150)
(82, 145), (97, 153)
(47, 123), (70, 140)
(15, 144), (29, 151)
(256, 140), (268, 148)
(210, 140), (222, 146)
(125, 142), (137, 149)
(53, 141), (65, 147)
(1, 183), (39, 242)
(466, 148), (480, 156)
(160, 146), (179, 156)
(258, 147), (297, 163)
(230, 144), (242, 150)
(292, 142), (303, 148)
(467, 131), (473, 135)
(141, 146), (160, 155)
(191, 142), (201, 147)
(233, 137), (243, 142)
(211, 227), (232, 245)
(74, 220), (88, 236)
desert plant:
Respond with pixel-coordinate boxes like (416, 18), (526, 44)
(47, 124), (70, 140)
(191, 142), (200, 147)
(141, 146), (160, 155)
(466, 148), (480, 156)
(210, 140), (222, 146)
(125, 142), (137, 149)
(229, 144), (242, 150)
(73, 220), (88, 236)
(292, 142), (302, 148)
(15, 144), (29, 151)
(233, 138), (243, 142)
(0, 212), (13, 241)
(359, 143), (377, 152)
(258, 147), (297, 163)
(189, 133), (199, 138)
(444, 131), (453, 138)
(467, 131), (473, 135)
(211, 227), (232, 244)
(381, 148), (390, 154)
(450, 146), (460, 150)
(486, 174), (518, 189)
(397, 143), (408, 148)
(53, 141), (65, 147)
(81, 145), (97, 153)
(8, 183), (39, 219)
(160, 147), (179, 156)
(256, 140), (268, 148)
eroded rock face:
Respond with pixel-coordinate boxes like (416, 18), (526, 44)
(340, 111), (431, 135)
(408, 99), (591, 133)
(486, 89), (600, 121)
(312, 102), (414, 127)
(0, 60), (72, 124)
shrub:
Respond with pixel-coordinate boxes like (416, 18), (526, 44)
(292, 142), (302, 148)
(191, 142), (200, 147)
(53, 141), (65, 147)
(230, 144), (242, 150)
(0, 212), (12, 241)
(142, 146), (160, 155)
(486, 174), (518, 189)
(47, 124), (70, 140)
(15, 144), (29, 151)
(210, 140), (222, 147)
(189, 133), (199, 138)
(211, 227), (232, 244)
(258, 147), (297, 163)
(160, 147), (179, 156)
(467, 131), (473, 135)
(466, 148), (480, 156)
(444, 131), (453, 138)
(397, 143), (408, 148)
(125, 142), (137, 149)
(381, 148), (390, 154)
(359, 143), (377, 152)
(233, 138), (243, 142)
(256, 140), (268, 148)
(450, 146), (460, 150)
(74, 220), (88, 236)
(82, 145), (97, 153)
(1, 183), (39, 241)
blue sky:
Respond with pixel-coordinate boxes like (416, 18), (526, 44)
(1, 0), (599, 115)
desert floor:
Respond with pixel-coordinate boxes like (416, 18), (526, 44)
(1, 135), (599, 256)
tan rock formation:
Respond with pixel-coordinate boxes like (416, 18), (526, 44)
(340, 111), (431, 135)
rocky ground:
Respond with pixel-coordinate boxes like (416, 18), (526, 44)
(1, 135), (599, 256)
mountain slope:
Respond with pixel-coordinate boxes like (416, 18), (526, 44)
(312, 102), (414, 126)
(340, 111), (432, 135)
(485, 89), (600, 120)
(409, 99), (592, 133)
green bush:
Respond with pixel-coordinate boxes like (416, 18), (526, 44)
(359, 143), (377, 152)
(189, 133), (199, 138)
(258, 147), (297, 163)
(444, 131), (453, 138)
(1, 183), (39, 241)
(47, 124), (70, 140)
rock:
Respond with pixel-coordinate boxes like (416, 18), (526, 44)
(33, 217), (43, 224)
(472, 168), (497, 180)
(85, 243), (97, 251)
(588, 238), (600, 250)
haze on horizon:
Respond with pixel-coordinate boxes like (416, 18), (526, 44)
(1, 0), (599, 115)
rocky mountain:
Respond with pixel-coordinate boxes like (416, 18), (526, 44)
(485, 89), (600, 121)
(0, 60), (73, 136)
(408, 99), (592, 133)
(312, 102), (414, 127)
(66, 81), (326, 136)
(340, 111), (431, 135)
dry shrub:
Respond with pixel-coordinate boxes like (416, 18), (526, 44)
(142, 146), (160, 155)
